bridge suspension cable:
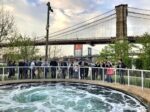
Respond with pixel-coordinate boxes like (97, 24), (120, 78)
(128, 7), (150, 13)
(36, 9), (116, 41)
(128, 7), (150, 36)
(49, 9), (115, 35)
(49, 14), (116, 39)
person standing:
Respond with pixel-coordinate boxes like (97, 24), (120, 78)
(37, 58), (42, 79)
(50, 59), (58, 79)
(69, 60), (74, 79)
(60, 60), (67, 79)
(30, 60), (36, 79)
(79, 60), (85, 79)
(73, 59), (79, 79)
(117, 59), (127, 84)
(18, 60), (25, 79)
(8, 60), (13, 79)
(42, 60), (49, 78)
(106, 64), (114, 83)
(12, 61), (16, 77)
(84, 61), (89, 79)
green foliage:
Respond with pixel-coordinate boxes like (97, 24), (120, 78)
(114, 40), (131, 60)
(98, 39), (132, 67)
(6, 34), (39, 61)
(134, 58), (143, 69)
(98, 33), (150, 70)
(98, 45), (115, 62)
(137, 33), (150, 70)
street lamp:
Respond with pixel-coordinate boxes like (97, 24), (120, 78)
(45, 2), (53, 61)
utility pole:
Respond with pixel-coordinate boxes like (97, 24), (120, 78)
(45, 2), (53, 61)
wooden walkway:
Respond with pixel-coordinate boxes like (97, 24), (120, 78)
(0, 79), (150, 111)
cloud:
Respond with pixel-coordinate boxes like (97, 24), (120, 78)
(2, 0), (150, 56)
(3, 0), (150, 36)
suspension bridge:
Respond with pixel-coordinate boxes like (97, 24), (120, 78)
(0, 4), (150, 47)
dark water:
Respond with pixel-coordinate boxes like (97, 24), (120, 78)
(0, 82), (147, 112)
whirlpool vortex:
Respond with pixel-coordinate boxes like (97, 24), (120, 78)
(0, 82), (147, 112)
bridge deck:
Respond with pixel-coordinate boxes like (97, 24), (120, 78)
(0, 36), (138, 47)
(0, 79), (150, 109)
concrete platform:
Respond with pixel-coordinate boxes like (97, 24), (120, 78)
(0, 79), (150, 111)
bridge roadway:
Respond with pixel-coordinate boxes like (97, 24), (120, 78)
(0, 36), (138, 47)
(0, 79), (150, 110)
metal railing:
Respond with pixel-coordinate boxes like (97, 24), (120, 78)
(0, 66), (150, 89)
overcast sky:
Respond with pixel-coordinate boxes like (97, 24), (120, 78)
(1, 0), (150, 56)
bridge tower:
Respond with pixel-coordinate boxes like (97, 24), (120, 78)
(115, 4), (128, 39)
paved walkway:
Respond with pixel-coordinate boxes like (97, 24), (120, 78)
(0, 79), (150, 111)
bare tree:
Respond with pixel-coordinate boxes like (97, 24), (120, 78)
(3, 34), (39, 61)
(0, 8), (15, 42)
(48, 45), (62, 58)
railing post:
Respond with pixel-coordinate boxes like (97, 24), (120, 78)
(141, 70), (144, 90)
(128, 69), (130, 86)
(55, 67), (57, 79)
(91, 67), (92, 80)
(78, 67), (80, 80)
(44, 66), (45, 79)
(115, 68), (117, 84)
(102, 68), (105, 82)
(17, 66), (19, 80)
(31, 67), (33, 80)
(67, 66), (69, 79)
(2, 67), (4, 81)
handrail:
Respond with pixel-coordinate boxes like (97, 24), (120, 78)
(0, 66), (150, 90)
(0, 66), (150, 73)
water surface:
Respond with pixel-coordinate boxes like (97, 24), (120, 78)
(0, 82), (147, 112)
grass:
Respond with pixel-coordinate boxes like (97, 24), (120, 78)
(112, 75), (150, 88)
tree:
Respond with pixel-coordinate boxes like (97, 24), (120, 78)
(4, 34), (39, 61)
(18, 35), (39, 60)
(137, 33), (150, 70)
(98, 45), (115, 62)
(98, 39), (132, 67)
(48, 45), (62, 58)
(113, 39), (132, 67)
(0, 8), (15, 42)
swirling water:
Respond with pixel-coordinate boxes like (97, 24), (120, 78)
(0, 82), (147, 112)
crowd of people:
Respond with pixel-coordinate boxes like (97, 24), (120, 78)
(7, 58), (127, 84)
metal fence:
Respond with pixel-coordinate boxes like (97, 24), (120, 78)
(0, 66), (150, 89)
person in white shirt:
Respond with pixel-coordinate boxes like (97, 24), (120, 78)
(73, 59), (79, 79)
(30, 60), (36, 79)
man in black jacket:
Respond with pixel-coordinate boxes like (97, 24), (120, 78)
(18, 60), (25, 79)
(50, 59), (58, 79)
(60, 60), (67, 79)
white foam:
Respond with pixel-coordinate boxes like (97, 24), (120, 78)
(0, 83), (147, 112)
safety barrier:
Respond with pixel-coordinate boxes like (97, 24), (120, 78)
(0, 66), (150, 89)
